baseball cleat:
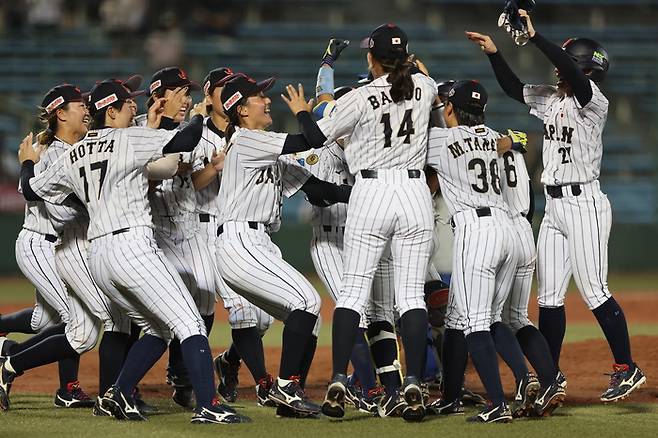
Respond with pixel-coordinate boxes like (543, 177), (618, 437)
(511, 372), (540, 417)
(0, 337), (18, 357)
(427, 398), (465, 415)
(600, 363), (646, 403)
(357, 386), (384, 414)
(172, 386), (195, 410)
(256, 374), (277, 407)
(420, 382), (430, 406)
(321, 373), (348, 418)
(0, 357), (17, 411)
(100, 385), (147, 421)
(268, 376), (320, 415)
(275, 404), (320, 419)
(54, 381), (95, 408)
(344, 381), (361, 409)
(214, 351), (240, 403)
(556, 370), (568, 390)
(467, 402), (513, 423)
(461, 387), (487, 406)
(92, 396), (112, 417)
(401, 376), (426, 422)
(534, 381), (566, 417)
(377, 390), (405, 418)
(191, 397), (248, 424)
(132, 386), (158, 415)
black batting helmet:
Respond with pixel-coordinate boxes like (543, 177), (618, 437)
(562, 38), (609, 82)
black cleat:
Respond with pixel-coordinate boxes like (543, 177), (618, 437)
(92, 396), (112, 417)
(191, 398), (248, 424)
(0, 357), (16, 411)
(214, 352), (240, 403)
(276, 404), (320, 419)
(322, 374), (348, 418)
(54, 381), (95, 408)
(268, 377), (320, 415)
(401, 376), (425, 422)
(256, 374), (277, 407)
(377, 390), (405, 418)
(556, 370), (568, 390)
(100, 385), (147, 421)
(534, 381), (566, 417)
(357, 387), (384, 414)
(461, 387), (487, 406)
(427, 398), (464, 415)
(132, 386), (158, 415)
(467, 402), (513, 423)
(511, 372), (540, 418)
(600, 363), (646, 403)
(172, 386), (195, 410)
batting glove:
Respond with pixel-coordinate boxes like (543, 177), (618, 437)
(321, 39), (350, 67)
(507, 129), (528, 153)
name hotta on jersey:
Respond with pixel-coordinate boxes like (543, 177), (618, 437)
(68, 135), (115, 164)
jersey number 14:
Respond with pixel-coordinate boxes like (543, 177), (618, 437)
(380, 109), (414, 148)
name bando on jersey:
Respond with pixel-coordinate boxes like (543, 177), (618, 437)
(523, 80), (608, 186)
(427, 125), (509, 217)
(29, 127), (176, 240)
(317, 73), (438, 171)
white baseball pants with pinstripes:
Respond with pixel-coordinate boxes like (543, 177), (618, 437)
(197, 219), (273, 332)
(55, 233), (132, 353)
(215, 222), (321, 324)
(88, 226), (206, 342)
(310, 226), (396, 326)
(537, 181), (612, 310)
(502, 215), (536, 331)
(445, 208), (518, 335)
(15, 229), (69, 332)
(336, 171), (434, 318)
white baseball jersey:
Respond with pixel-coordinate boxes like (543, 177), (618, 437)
(295, 142), (352, 227)
(193, 117), (226, 217)
(20, 143), (57, 237)
(427, 125), (509, 218)
(28, 127), (176, 240)
(523, 80), (608, 186)
(499, 149), (531, 217)
(216, 127), (311, 232)
(317, 73), (438, 171)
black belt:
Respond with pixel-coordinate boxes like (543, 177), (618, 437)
(450, 207), (492, 227)
(322, 225), (345, 233)
(45, 234), (57, 243)
(217, 221), (258, 236)
(546, 184), (582, 199)
(199, 214), (211, 223)
(112, 228), (129, 235)
(360, 169), (421, 179)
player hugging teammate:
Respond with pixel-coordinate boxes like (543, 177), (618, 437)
(2, 8), (647, 427)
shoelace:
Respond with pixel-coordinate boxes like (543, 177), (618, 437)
(257, 374), (274, 389)
(67, 381), (91, 400)
(367, 386), (384, 399)
(605, 364), (629, 388)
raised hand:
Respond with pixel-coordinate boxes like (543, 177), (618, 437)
(321, 38), (350, 67)
(465, 31), (498, 54)
(18, 133), (41, 163)
(281, 84), (313, 115)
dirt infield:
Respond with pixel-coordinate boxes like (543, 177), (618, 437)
(4, 292), (658, 404)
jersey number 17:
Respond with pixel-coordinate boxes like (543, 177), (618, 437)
(79, 160), (108, 202)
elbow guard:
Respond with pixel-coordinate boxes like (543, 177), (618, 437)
(312, 100), (336, 120)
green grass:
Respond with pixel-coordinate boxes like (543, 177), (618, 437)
(564, 323), (658, 343)
(2, 395), (658, 438)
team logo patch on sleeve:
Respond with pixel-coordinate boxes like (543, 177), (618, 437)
(306, 154), (319, 165)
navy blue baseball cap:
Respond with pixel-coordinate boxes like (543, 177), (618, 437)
(149, 67), (201, 96)
(88, 79), (143, 114)
(220, 73), (275, 114)
(360, 23), (408, 61)
(203, 67), (235, 96)
(447, 80), (488, 115)
(41, 84), (84, 114)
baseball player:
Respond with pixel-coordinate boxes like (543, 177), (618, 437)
(319, 24), (437, 422)
(191, 67), (275, 407)
(214, 72), (350, 417)
(15, 79), (247, 424)
(467, 7), (646, 402)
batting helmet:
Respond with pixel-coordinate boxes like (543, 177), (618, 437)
(333, 86), (354, 100)
(424, 279), (450, 328)
(436, 80), (456, 102)
(562, 38), (609, 82)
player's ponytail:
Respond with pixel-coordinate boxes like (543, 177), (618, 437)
(382, 57), (415, 103)
(36, 104), (68, 147)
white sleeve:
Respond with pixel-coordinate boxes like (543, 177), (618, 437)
(576, 80), (609, 127)
(426, 127), (450, 171)
(279, 156), (311, 198)
(316, 90), (362, 144)
(523, 84), (557, 119)
(29, 155), (73, 205)
(126, 126), (178, 164)
(146, 153), (181, 180)
(234, 129), (287, 169)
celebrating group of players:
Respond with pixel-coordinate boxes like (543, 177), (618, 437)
(0, 7), (646, 426)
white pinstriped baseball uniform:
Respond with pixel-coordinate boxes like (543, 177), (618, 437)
(39, 139), (131, 352)
(499, 150), (536, 331)
(524, 81), (612, 310)
(316, 73), (437, 318)
(28, 127), (206, 342)
(192, 118), (273, 331)
(215, 127), (321, 323)
(296, 144), (395, 326)
(15, 143), (69, 332)
(427, 125), (518, 334)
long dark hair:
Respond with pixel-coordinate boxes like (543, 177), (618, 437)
(454, 107), (485, 127)
(36, 104), (69, 147)
(90, 100), (125, 130)
(224, 95), (249, 145)
(379, 56), (415, 103)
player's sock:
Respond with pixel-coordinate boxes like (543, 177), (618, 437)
(224, 343), (242, 366)
(9, 334), (78, 374)
(331, 308), (360, 377)
(232, 327), (267, 382)
(98, 331), (131, 395)
(202, 314), (215, 336)
(280, 310), (318, 379)
(441, 329), (467, 402)
(167, 337), (188, 385)
(349, 329), (376, 393)
(490, 322), (529, 383)
(8, 323), (65, 355)
(516, 325), (557, 387)
(400, 308), (429, 378)
(538, 306), (566, 369)
(127, 323), (141, 352)
(466, 331), (505, 405)
(299, 335), (318, 389)
(115, 334), (167, 398)
(592, 297), (633, 366)
(180, 334), (216, 409)
(367, 321), (401, 395)
(0, 308), (36, 334)
(58, 356), (80, 391)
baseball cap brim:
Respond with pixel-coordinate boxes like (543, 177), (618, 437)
(122, 75), (143, 93)
(255, 77), (276, 94)
(359, 37), (372, 49)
